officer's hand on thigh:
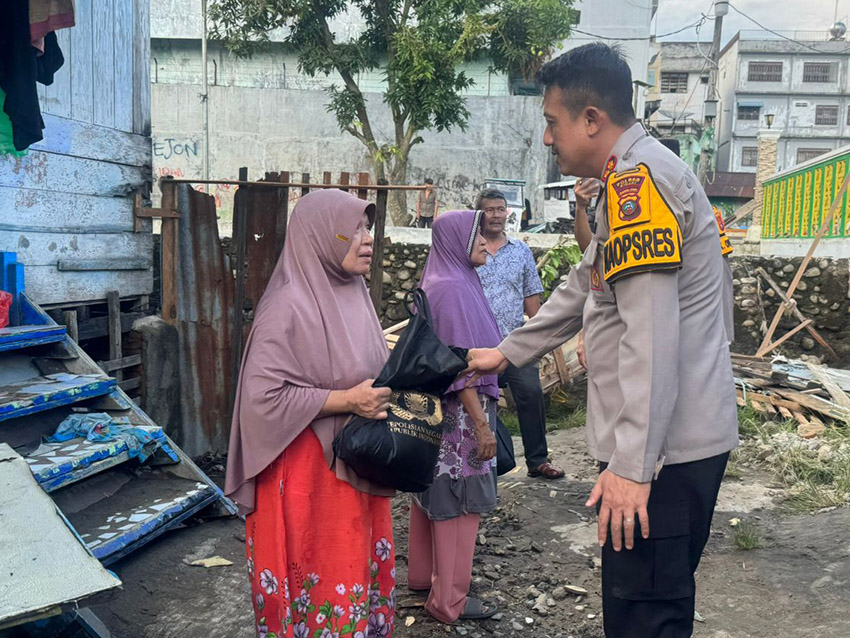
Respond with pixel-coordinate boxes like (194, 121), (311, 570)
(586, 469), (651, 551)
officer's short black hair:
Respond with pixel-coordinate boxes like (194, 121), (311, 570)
(476, 189), (507, 210)
(424, 178), (434, 185)
(536, 43), (636, 127)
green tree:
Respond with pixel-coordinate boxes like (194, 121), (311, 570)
(209, 0), (576, 225)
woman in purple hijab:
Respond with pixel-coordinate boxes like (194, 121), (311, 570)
(407, 209), (502, 623)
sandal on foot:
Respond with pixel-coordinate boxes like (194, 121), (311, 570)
(528, 462), (565, 480)
(459, 597), (498, 620)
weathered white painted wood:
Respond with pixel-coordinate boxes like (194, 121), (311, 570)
(21, 266), (153, 306)
(114, 0), (135, 133)
(0, 187), (136, 233)
(70, 0), (95, 124)
(93, 0), (116, 128)
(42, 29), (73, 119)
(133, 0), (152, 136)
(0, 151), (147, 197)
(32, 114), (151, 167)
(0, 230), (153, 267)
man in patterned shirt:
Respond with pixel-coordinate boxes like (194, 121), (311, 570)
(475, 188), (566, 480)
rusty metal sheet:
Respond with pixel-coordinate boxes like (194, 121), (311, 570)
(244, 172), (289, 314)
(175, 184), (235, 456)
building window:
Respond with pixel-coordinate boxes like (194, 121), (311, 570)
(737, 105), (761, 121)
(803, 62), (836, 83)
(648, 69), (656, 88)
(747, 61), (783, 82)
(742, 147), (758, 167)
(660, 72), (689, 93)
(815, 105), (839, 125)
(796, 148), (828, 164)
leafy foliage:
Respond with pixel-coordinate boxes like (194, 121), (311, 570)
(209, 0), (576, 224)
(539, 243), (582, 297)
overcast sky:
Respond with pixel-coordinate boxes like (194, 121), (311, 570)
(655, 0), (849, 44)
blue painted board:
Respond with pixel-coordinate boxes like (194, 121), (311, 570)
(0, 374), (116, 423)
(0, 325), (67, 352)
(91, 485), (217, 564)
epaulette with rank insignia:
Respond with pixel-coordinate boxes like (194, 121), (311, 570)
(713, 206), (733, 256)
(603, 163), (683, 283)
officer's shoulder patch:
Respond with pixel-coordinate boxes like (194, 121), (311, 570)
(603, 163), (682, 283)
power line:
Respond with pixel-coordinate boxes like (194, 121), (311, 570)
(727, 2), (850, 53)
(571, 16), (709, 42)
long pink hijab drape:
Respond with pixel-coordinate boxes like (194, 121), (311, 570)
(225, 189), (391, 515)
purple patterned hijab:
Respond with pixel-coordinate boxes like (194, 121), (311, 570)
(419, 210), (502, 399)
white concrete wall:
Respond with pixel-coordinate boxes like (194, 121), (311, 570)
(151, 84), (548, 225)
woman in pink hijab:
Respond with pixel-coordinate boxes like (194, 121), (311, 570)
(226, 189), (396, 638)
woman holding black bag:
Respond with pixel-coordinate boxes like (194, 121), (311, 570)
(225, 190), (397, 638)
(407, 209), (502, 623)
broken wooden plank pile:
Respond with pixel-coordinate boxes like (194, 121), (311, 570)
(733, 353), (850, 438)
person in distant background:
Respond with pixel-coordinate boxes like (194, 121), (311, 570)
(416, 178), (439, 228)
(476, 188), (566, 480)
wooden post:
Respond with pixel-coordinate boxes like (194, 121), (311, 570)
(232, 167), (249, 388)
(757, 169), (850, 356)
(277, 171), (290, 257)
(758, 319), (813, 358)
(107, 291), (123, 381)
(755, 266), (835, 356)
(63, 310), (78, 343)
(323, 171), (332, 185)
(357, 172), (370, 200)
(301, 172), (310, 198)
(339, 172), (350, 192)
(370, 179), (389, 311)
(160, 177), (179, 325)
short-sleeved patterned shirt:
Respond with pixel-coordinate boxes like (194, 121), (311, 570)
(476, 236), (544, 339)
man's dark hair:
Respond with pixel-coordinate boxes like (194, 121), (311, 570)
(424, 178), (434, 185)
(475, 188), (507, 210)
(536, 42), (636, 127)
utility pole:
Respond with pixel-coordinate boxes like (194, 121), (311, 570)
(697, 1), (727, 185)
(201, 0), (210, 193)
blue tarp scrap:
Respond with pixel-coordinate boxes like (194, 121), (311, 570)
(48, 413), (159, 462)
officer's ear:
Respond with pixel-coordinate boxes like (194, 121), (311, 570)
(583, 106), (605, 137)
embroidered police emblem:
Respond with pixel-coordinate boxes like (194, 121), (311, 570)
(612, 173), (645, 222)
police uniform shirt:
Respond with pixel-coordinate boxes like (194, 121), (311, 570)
(499, 122), (739, 482)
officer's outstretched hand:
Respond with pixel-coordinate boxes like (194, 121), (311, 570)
(586, 469), (651, 551)
(462, 348), (509, 387)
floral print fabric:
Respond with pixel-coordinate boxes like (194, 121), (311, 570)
(413, 393), (498, 521)
(246, 429), (395, 637)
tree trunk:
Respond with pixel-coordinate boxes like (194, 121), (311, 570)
(388, 158), (412, 227)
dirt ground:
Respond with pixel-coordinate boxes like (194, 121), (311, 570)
(88, 427), (850, 638)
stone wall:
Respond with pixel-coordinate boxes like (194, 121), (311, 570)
(731, 256), (850, 365)
(161, 237), (850, 366)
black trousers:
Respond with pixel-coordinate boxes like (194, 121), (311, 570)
(417, 216), (433, 228)
(500, 362), (549, 469)
(599, 452), (729, 638)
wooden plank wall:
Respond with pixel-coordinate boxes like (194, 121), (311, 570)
(0, 0), (153, 307)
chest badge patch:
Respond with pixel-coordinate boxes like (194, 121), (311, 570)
(590, 266), (603, 291)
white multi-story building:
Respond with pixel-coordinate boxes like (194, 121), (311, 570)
(646, 41), (712, 136)
(718, 30), (850, 174)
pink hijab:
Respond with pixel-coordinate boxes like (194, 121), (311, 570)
(225, 189), (391, 515)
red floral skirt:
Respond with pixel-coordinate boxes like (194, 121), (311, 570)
(245, 428), (396, 638)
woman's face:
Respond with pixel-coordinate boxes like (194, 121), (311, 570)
(470, 228), (488, 267)
(341, 213), (374, 276)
